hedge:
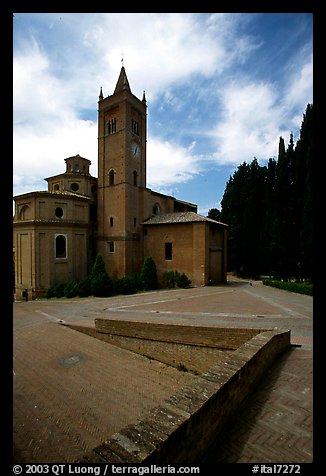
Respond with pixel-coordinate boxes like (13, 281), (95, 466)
(262, 279), (313, 296)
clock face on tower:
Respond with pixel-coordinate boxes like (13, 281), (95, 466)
(131, 142), (140, 158)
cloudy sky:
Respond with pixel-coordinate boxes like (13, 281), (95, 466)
(13, 12), (313, 215)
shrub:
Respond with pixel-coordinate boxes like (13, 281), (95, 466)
(64, 280), (80, 298)
(262, 279), (313, 296)
(177, 363), (189, 372)
(90, 254), (113, 297)
(175, 272), (191, 288)
(46, 282), (65, 298)
(140, 256), (158, 291)
(114, 276), (139, 295)
(46, 287), (55, 299)
(162, 270), (192, 289)
(46, 287), (54, 299)
(89, 254), (106, 279)
(90, 272), (113, 297)
(162, 270), (176, 289)
(76, 276), (91, 297)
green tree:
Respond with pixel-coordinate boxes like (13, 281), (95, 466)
(240, 158), (266, 277)
(221, 162), (251, 274)
(64, 280), (79, 298)
(175, 272), (191, 288)
(162, 270), (176, 288)
(89, 254), (113, 297)
(273, 135), (297, 278)
(219, 104), (313, 280)
(140, 256), (158, 291)
(207, 208), (222, 221)
(221, 160), (265, 276)
(295, 104), (313, 279)
(259, 158), (278, 275)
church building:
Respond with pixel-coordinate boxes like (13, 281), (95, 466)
(13, 67), (228, 300)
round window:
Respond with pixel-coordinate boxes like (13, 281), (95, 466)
(55, 207), (64, 218)
(70, 182), (79, 192)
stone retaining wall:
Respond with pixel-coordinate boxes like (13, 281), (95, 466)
(75, 326), (290, 464)
(94, 318), (259, 349)
(68, 320), (262, 374)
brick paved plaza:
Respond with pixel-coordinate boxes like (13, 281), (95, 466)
(13, 277), (313, 464)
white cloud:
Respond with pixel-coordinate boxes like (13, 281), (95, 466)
(96, 13), (259, 101)
(13, 13), (312, 203)
(13, 13), (243, 197)
(210, 60), (312, 166)
(210, 80), (283, 164)
(285, 54), (313, 118)
(13, 119), (98, 195)
(13, 33), (98, 196)
(147, 138), (200, 191)
(13, 39), (76, 127)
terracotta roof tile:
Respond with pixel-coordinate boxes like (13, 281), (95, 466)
(142, 211), (227, 226)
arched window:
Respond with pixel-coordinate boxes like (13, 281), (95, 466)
(108, 170), (115, 186)
(153, 203), (161, 215)
(108, 118), (117, 134)
(55, 235), (67, 259)
(132, 119), (139, 136)
(19, 205), (31, 220)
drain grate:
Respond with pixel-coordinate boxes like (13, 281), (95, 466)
(58, 352), (87, 368)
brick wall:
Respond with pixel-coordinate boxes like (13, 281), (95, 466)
(68, 319), (268, 374)
(70, 320), (290, 463)
(90, 319), (262, 374)
(94, 318), (260, 348)
(66, 323), (233, 374)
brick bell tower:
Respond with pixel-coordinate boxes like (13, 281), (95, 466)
(97, 66), (147, 278)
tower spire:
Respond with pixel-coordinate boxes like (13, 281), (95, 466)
(114, 65), (131, 94)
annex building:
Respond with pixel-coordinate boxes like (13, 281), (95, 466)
(13, 67), (228, 300)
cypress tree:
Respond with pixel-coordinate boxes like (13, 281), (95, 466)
(259, 158), (278, 275)
(207, 208), (222, 221)
(296, 104), (313, 279)
(219, 104), (312, 281)
(89, 254), (113, 297)
(140, 256), (158, 290)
